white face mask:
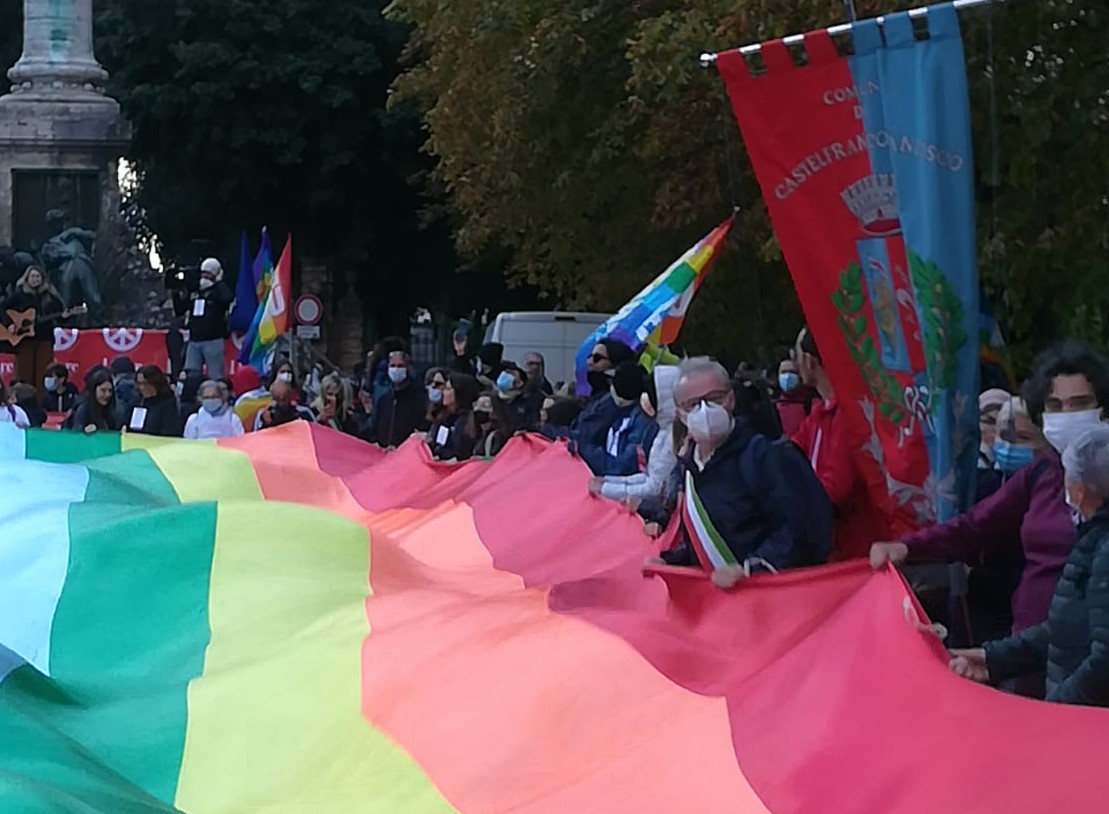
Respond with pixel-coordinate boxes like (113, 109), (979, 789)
(1043, 409), (1102, 455)
(199, 277), (215, 290)
(685, 401), (734, 445)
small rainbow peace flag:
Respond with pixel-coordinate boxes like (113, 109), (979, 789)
(0, 422), (1104, 812)
(575, 214), (734, 395)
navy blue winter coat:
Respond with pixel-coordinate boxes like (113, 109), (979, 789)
(572, 393), (657, 477)
(986, 507), (1109, 706)
(663, 420), (818, 570)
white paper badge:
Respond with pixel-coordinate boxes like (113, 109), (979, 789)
(192, 299), (206, 317)
(129, 407), (148, 430)
(436, 425), (450, 446)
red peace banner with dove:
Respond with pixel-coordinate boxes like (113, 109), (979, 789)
(1, 330), (244, 383)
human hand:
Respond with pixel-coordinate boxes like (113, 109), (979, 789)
(84, 424), (96, 434)
(587, 477), (603, 496)
(643, 522), (662, 539)
(625, 496), (642, 513)
(261, 409), (273, 426)
(948, 648), (989, 683)
(711, 565), (746, 590)
(870, 541), (909, 569)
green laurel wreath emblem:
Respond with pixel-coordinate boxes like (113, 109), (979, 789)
(908, 250), (967, 391)
(832, 262), (908, 426)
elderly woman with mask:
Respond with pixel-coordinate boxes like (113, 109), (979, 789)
(950, 425), (1109, 707)
(184, 380), (244, 439)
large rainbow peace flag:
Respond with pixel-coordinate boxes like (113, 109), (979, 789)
(0, 422), (1104, 812)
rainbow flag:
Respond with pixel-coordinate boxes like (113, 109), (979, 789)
(238, 235), (292, 371)
(575, 214), (734, 394)
(1, 422), (1105, 813)
(253, 227), (274, 302)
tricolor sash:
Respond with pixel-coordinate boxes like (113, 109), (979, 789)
(681, 471), (739, 571)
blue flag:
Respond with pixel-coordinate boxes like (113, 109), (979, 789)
(228, 231), (256, 333)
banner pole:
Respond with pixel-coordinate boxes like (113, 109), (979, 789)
(699, 0), (1006, 65)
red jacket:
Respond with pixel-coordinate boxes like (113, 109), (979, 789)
(774, 388), (815, 438)
(792, 399), (890, 560)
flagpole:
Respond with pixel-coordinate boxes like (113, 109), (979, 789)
(699, 0), (1005, 65)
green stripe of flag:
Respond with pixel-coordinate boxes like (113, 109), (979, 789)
(24, 428), (123, 464)
(0, 449), (215, 811)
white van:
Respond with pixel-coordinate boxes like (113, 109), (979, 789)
(483, 312), (613, 387)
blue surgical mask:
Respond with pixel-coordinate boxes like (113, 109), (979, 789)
(778, 372), (800, 392)
(993, 439), (1035, 474)
(388, 367), (407, 384)
(427, 386), (443, 404)
(201, 398), (224, 415)
(495, 372), (516, 393)
(43, 377), (56, 392)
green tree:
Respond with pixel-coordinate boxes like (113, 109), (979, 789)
(390, 0), (1108, 369)
(90, 0), (465, 336)
(0, 0), (508, 336)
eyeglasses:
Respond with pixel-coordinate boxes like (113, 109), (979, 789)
(589, 353), (609, 364)
(676, 388), (733, 413)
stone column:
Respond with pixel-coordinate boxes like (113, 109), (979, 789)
(0, 0), (129, 286)
(7, 0), (110, 101)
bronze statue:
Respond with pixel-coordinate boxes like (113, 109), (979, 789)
(40, 209), (101, 309)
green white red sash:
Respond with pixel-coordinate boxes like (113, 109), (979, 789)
(681, 470), (739, 572)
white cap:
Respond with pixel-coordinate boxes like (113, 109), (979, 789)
(200, 257), (222, 276)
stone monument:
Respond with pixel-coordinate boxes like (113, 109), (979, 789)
(0, 0), (129, 307)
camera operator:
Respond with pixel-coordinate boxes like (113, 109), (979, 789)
(184, 258), (233, 379)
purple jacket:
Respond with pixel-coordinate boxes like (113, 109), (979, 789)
(903, 453), (1075, 633)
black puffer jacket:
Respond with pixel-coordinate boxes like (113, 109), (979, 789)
(985, 508), (1109, 706)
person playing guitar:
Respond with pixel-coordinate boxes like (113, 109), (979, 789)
(0, 265), (77, 398)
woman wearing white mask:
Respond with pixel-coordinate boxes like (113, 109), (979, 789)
(872, 341), (1109, 696)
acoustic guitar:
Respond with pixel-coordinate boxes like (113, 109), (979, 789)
(0, 303), (88, 346)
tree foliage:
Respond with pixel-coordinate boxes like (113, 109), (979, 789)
(2, 0), (489, 336)
(391, 0), (1108, 369)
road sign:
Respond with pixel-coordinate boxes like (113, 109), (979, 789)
(293, 294), (322, 326)
(296, 324), (321, 340)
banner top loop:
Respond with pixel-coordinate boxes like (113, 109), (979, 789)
(698, 0), (1002, 66)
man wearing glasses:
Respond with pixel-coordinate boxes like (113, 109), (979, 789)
(661, 357), (822, 587)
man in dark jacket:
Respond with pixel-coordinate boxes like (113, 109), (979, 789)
(184, 258), (232, 379)
(110, 355), (140, 425)
(568, 336), (638, 443)
(364, 351), (427, 448)
(40, 362), (79, 413)
(495, 362), (542, 432)
(660, 357), (816, 586)
(574, 361), (657, 476)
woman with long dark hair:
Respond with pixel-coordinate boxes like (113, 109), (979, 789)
(71, 370), (122, 433)
(125, 364), (181, 437)
(427, 373), (480, 461)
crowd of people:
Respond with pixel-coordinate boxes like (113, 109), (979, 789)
(3, 261), (1109, 709)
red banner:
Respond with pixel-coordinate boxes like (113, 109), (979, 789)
(0, 330), (246, 383)
(718, 9), (980, 533)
